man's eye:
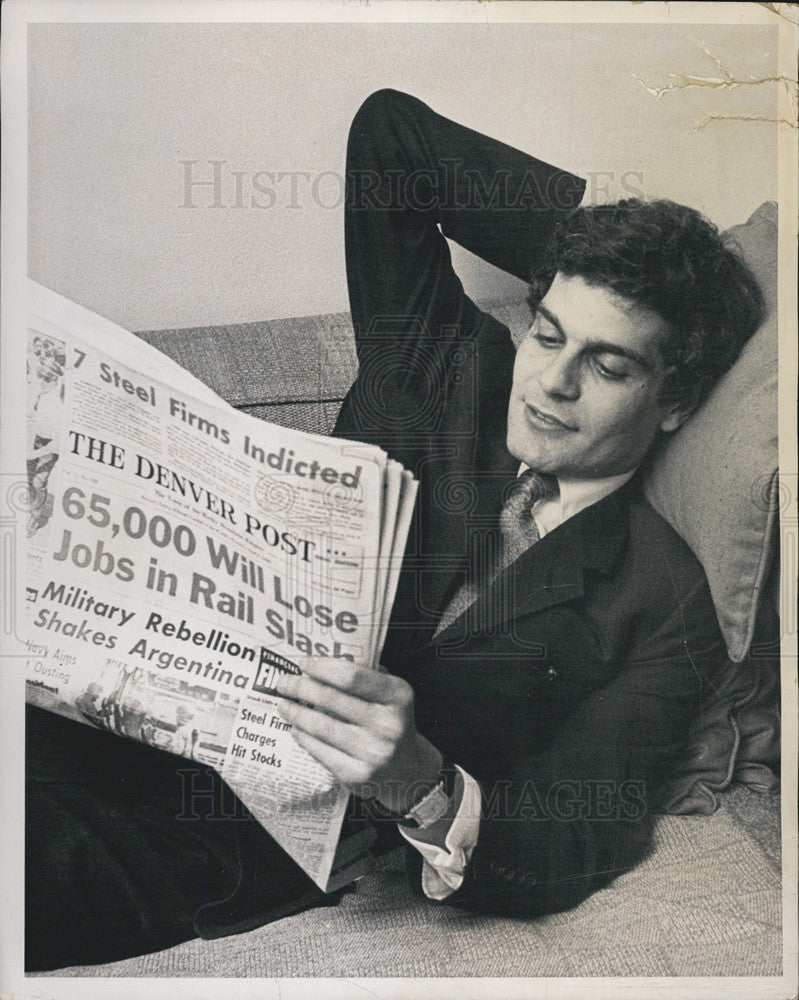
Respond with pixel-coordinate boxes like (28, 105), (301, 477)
(533, 331), (560, 347)
(594, 358), (628, 380)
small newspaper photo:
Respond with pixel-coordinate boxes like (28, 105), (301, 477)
(24, 279), (418, 893)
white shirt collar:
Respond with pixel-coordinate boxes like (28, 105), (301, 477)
(519, 465), (635, 539)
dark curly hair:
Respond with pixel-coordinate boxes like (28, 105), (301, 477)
(528, 199), (765, 411)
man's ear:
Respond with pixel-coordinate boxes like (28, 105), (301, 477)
(658, 397), (698, 434)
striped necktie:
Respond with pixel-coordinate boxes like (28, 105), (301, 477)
(434, 469), (559, 636)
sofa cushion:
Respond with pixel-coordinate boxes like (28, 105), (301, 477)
(643, 202), (779, 662)
(137, 312), (359, 412)
(657, 656), (780, 814)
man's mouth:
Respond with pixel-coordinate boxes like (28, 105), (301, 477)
(523, 402), (577, 432)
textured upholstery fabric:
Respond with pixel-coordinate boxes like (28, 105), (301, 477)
(36, 785), (780, 978)
(137, 313), (358, 409)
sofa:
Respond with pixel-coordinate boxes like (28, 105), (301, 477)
(39, 203), (782, 978)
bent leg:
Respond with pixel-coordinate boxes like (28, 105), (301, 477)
(25, 706), (322, 970)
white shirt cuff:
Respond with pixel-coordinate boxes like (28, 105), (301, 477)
(398, 765), (482, 900)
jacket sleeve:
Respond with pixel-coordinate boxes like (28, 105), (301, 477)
(344, 88), (586, 325)
(335, 88), (586, 445)
(333, 89), (586, 642)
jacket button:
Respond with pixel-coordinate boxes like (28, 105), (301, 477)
(492, 863), (517, 882)
(546, 667), (558, 681)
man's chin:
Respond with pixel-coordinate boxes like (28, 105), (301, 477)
(506, 441), (553, 476)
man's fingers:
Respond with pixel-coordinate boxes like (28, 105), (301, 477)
(272, 670), (373, 725)
(294, 658), (404, 703)
(288, 727), (372, 788)
(279, 698), (368, 758)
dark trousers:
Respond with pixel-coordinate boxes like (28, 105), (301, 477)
(26, 708), (328, 971)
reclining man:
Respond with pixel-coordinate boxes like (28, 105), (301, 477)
(26, 88), (764, 968)
(273, 88), (765, 911)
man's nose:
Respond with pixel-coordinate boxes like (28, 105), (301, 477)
(538, 352), (581, 400)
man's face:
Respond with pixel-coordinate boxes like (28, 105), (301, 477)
(506, 273), (686, 480)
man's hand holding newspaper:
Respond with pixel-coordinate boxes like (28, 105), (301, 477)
(24, 280), (418, 893)
(273, 658), (443, 815)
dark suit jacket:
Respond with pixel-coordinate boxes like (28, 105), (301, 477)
(334, 89), (727, 916)
(338, 300), (725, 916)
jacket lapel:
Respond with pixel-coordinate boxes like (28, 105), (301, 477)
(410, 410), (519, 633)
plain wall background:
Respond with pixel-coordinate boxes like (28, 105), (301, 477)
(28, 21), (778, 331)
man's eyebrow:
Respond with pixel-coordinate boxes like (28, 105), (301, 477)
(535, 304), (654, 373)
(535, 304), (565, 338)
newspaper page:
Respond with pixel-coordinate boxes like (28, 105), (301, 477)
(24, 279), (417, 892)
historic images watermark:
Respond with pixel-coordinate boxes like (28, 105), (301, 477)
(176, 766), (648, 825)
(178, 160), (646, 211)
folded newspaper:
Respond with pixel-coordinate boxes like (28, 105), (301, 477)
(25, 280), (418, 892)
